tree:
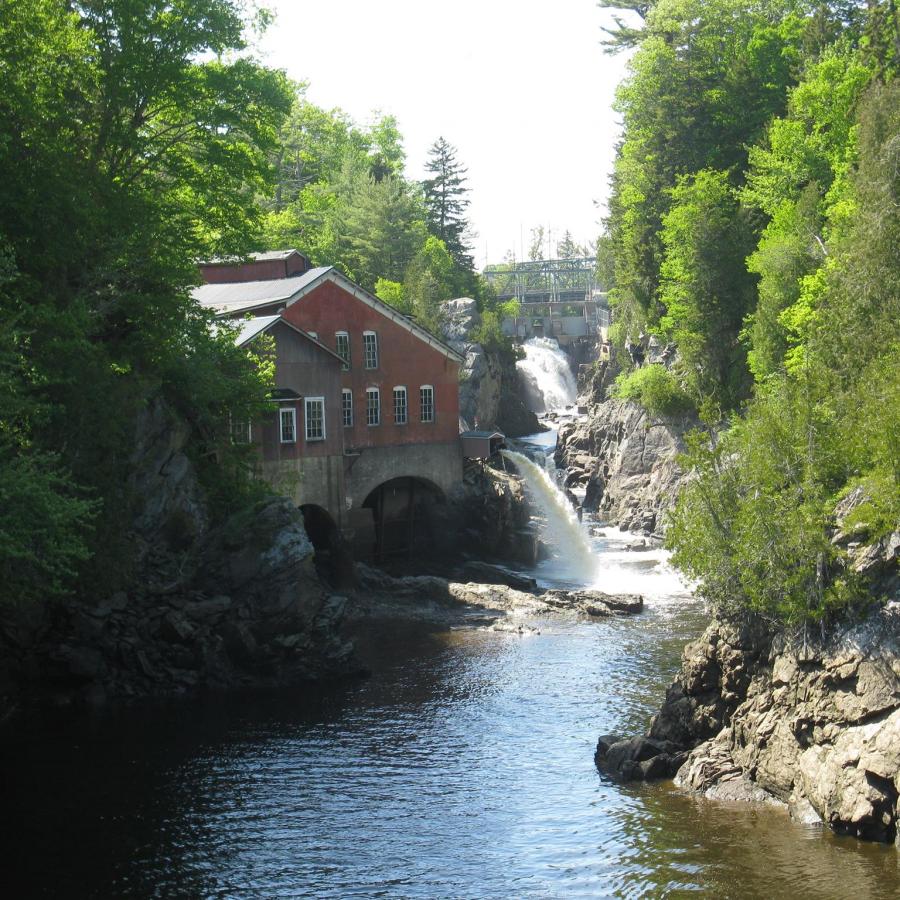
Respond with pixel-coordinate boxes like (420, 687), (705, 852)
(528, 226), (546, 261)
(0, 0), (292, 599)
(423, 137), (473, 270)
(658, 169), (757, 414)
(556, 231), (587, 258)
(335, 172), (426, 289)
(598, 0), (653, 53)
(403, 236), (455, 334)
(603, 0), (803, 403)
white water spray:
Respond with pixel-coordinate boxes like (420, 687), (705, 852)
(516, 337), (577, 414)
(501, 449), (597, 584)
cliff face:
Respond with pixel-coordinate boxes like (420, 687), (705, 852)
(441, 298), (541, 437)
(555, 359), (698, 535)
(596, 523), (900, 845)
(0, 399), (355, 708)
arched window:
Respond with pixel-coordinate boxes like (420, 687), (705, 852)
(393, 386), (407, 425)
(419, 385), (434, 423)
(366, 387), (380, 426)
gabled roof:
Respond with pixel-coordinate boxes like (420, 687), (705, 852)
(233, 314), (280, 346)
(193, 267), (332, 314)
(230, 315), (345, 365)
(195, 267), (464, 364)
(250, 249), (305, 262)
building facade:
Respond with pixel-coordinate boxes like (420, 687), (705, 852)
(197, 253), (464, 559)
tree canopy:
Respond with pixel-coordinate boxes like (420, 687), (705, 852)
(600, 0), (900, 624)
(0, 0), (292, 601)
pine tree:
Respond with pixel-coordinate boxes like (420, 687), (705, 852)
(422, 137), (473, 271)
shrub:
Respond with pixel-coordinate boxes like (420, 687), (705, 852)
(612, 364), (694, 417)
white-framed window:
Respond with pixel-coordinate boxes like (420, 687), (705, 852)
(230, 417), (252, 444)
(304, 396), (325, 441)
(335, 331), (350, 370)
(341, 389), (353, 427)
(420, 385), (435, 423)
(393, 386), (407, 425)
(363, 331), (378, 369)
(366, 387), (380, 426)
(279, 407), (297, 443)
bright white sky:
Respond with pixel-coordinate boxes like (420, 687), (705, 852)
(258, 1), (632, 269)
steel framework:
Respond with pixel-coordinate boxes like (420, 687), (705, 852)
(484, 257), (599, 304)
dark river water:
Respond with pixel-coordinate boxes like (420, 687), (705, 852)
(4, 525), (900, 898)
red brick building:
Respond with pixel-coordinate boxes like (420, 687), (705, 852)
(196, 252), (464, 558)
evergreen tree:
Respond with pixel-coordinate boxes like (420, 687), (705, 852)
(422, 137), (473, 271)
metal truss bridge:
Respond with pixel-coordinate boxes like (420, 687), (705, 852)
(483, 257), (599, 304)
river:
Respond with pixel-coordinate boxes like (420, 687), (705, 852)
(4, 512), (900, 896)
(4, 385), (900, 897)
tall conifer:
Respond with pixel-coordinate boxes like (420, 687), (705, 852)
(422, 137), (473, 271)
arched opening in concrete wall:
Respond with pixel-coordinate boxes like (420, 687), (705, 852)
(360, 477), (446, 563)
(300, 504), (355, 588)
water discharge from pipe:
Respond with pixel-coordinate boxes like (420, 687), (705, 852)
(501, 449), (598, 584)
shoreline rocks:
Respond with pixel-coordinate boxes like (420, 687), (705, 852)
(0, 496), (358, 709)
(596, 605), (900, 846)
(349, 563), (643, 628)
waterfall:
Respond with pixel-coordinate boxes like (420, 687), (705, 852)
(501, 449), (597, 583)
(516, 337), (577, 414)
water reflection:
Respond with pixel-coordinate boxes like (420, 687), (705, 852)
(3, 549), (899, 896)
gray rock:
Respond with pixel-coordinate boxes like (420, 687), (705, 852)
(607, 607), (900, 845)
(555, 389), (698, 534)
(440, 299), (541, 437)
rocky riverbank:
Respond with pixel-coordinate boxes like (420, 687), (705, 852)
(597, 606), (900, 845)
(555, 358), (698, 535)
(0, 401), (358, 711)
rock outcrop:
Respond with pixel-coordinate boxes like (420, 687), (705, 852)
(448, 460), (539, 566)
(441, 298), (541, 437)
(555, 358), (698, 534)
(350, 564), (643, 626)
(0, 399), (355, 708)
(597, 601), (900, 846)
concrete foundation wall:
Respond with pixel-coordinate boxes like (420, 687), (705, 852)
(260, 455), (345, 520)
(344, 441), (462, 511)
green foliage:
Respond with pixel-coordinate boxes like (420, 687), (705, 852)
(612, 364), (694, 417)
(658, 169), (756, 410)
(0, 0), (291, 601)
(667, 378), (867, 626)
(742, 46), (874, 379)
(403, 236), (455, 334)
(0, 451), (97, 604)
(498, 298), (521, 319)
(605, 0), (802, 381)
(471, 310), (512, 357)
(667, 73), (900, 625)
(423, 137), (473, 271)
(375, 278), (410, 314)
